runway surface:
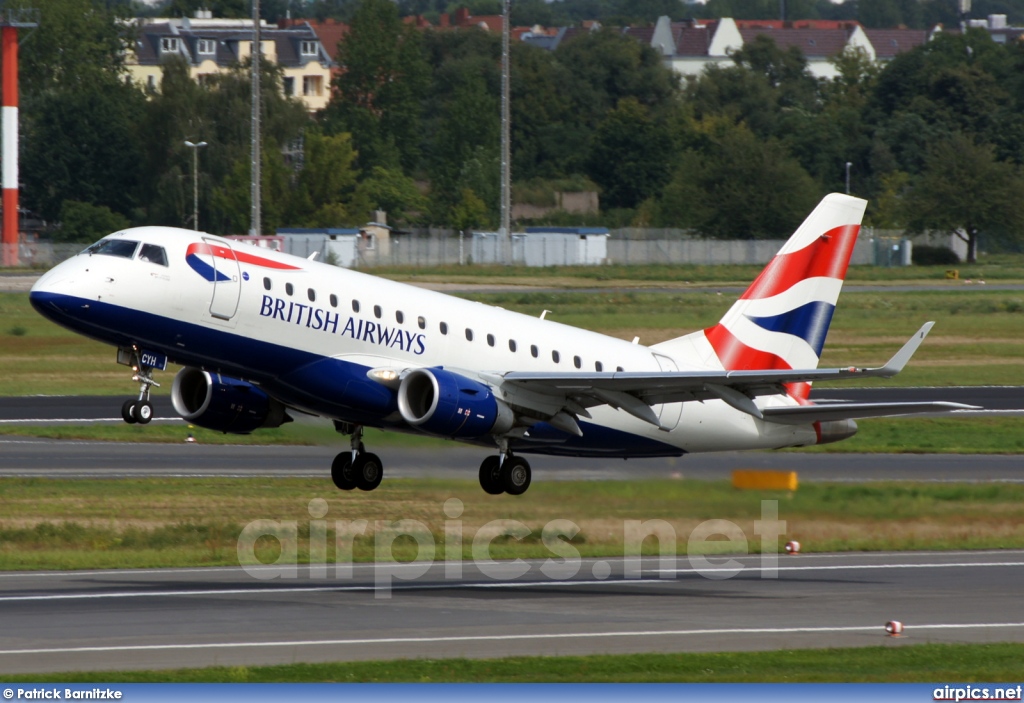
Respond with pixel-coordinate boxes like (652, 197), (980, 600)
(1, 551), (1023, 674)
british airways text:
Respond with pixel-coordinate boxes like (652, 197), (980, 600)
(259, 295), (426, 355)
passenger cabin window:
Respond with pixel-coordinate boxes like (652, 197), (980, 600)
(85, 239), (139, 259)
(616, 366), (624, 372)
(307, 288), (316, 302)
(418, 316), (426, 330)
(285, 283), (294, 296)
(465, 328), (474, 342)
(329, 294), (338, 307)
(440, 322), (448, 335)
(552, 350), (560, 363)
(373, 305), (382, 319)
(138, 244), (168, 266)
(396, 311), (404, 324)
(531, 345), (538, 358)
(595, 361), (603, 372)
(573, 355), (582, 369)
(263, 277), (272, 291)
(486, 333), (495, 347)
(352, 300), (360, 313)
(509, 340), (517, 352)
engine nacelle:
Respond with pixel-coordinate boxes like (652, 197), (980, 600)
(816, 419), (858, 445)
(397, 368), (514, 438)
(171, 367), (290, 434)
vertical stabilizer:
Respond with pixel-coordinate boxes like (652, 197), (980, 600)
(654, 193), (867, 399)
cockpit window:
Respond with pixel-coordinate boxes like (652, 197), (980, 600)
(138, 244), (168, 267)
(84, 239), (139, 259)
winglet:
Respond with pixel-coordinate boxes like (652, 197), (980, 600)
(874, 321), (935, 377)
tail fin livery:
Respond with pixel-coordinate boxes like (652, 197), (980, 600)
(653, 193), (867, 401)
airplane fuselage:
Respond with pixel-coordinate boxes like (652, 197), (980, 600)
(29, 227), (819, 459)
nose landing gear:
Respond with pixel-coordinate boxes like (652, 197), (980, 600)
(119, 348), (160, 425)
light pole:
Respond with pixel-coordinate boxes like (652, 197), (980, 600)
(845, 161), (852, 195)
(184, 140), (205, 231)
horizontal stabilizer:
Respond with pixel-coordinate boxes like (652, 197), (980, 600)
(762, 401), (978, 425)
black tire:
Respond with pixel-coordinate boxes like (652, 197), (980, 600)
(479, 455), (504, 495)
(502, 456), (532, 496)
(121, 400), (138, 424)
(331, 453), (357, 491)
(354, 452), (383, 491)
(135, 401), (154, 425)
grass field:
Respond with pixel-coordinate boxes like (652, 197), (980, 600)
(3, 642), (1023, 682)
(2, 476), (1023, 570)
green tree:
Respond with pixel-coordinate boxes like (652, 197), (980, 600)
(555, 28), (680, 133)
(354, 166), (429, 225)
(451, 188), (489, 233)
(288, 129), (361, 227)
(51, 201), (130, 243)
(144, 58), (310, 233)
(17, 0), (129, 95)
(22, 79), (147, 221)
(653, 123), (820, 239)
(429, 71), (499, 223)
(163, 0), (248, 18)
(324, 0), (430, 173)
(585, 97), (679, 210)
(903, 134), (1024, 263)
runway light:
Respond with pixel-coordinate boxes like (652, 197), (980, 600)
(784, 540), (801, 555)
(885, 620), (904, 636)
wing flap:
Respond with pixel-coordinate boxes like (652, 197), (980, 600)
(761, 401), (978, 425)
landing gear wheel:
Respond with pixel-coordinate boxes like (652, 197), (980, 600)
(135, 401), (154, 424)
(331, 453), (357, 491)
(479, 455), (504, 495)
(121, 400), (138, 424)
(353, 453), (383, 491)
(501, 456), (532, 496)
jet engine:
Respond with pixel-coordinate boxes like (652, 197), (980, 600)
(171, 367), (290, 434)
(816, 419), (858, 445)
(397, 368), (514, 438)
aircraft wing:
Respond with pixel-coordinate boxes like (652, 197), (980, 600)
(497, 322), (976, 429)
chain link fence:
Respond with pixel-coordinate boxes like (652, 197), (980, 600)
(3, 227), (923, 271)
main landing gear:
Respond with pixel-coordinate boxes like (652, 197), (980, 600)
(120, 350), (159, 425)
(331, 424), (383, 492)
(478, 450), (532, 496)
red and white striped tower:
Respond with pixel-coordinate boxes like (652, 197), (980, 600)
(1, 9), (37, 268)
(2, 25), (20, 266)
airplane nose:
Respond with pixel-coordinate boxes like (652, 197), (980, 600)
(28, 263), (77, 321)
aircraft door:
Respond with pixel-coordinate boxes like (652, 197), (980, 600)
(652, 352), (682, 430)
(203, 237), (241, 320)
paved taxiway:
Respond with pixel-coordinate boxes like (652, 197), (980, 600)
(1, 551), (1023, 674)
(2, 438), (1024, 482)
(0, 388), (1021, 482)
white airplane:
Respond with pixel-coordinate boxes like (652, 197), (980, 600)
(30, 193), (971, 495)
